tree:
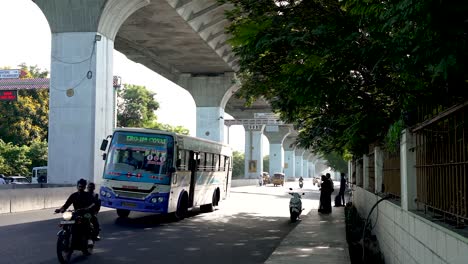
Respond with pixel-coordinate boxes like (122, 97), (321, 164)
(232, 151), (245, 178)
(0, 140), (31, 176)
(0, 64), (49, 146)
(28, 140), (48, 169)
(116, 84), (190, 135)
(262, 155), (269, 173)
(117, 84), (159, 127)
(323, 152), (348, 174)
(221, 0), (467, 157)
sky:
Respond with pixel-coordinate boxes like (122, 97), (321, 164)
(0, 0), (270, 154)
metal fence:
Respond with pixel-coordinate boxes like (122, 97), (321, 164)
(367, 152), (375, 193)
(413, 102), (468, 227)
(383, 151), (401, 198)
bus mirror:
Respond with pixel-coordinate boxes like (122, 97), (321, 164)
(100, 139), (108, 151)
(102, 153), (107, 160)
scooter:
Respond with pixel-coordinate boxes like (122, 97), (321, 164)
(289, 188), (304, 222)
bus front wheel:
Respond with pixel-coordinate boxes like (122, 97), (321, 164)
(174, 193), (188, 221)
(117, 209), (130, 218)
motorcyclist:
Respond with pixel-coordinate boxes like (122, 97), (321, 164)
(55, 179), (95, 245)
(87, 182), (101, 241)
(299, 176), (304, 187)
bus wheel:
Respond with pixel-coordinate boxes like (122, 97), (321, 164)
(174, 194), (188, 220)
(117, 209), (130, 218)
(201, 192), (216, 213)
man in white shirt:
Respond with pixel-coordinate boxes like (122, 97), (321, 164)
(0, 175), (7, 184)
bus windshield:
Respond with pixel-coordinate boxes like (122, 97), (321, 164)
(103, 132), (174, 184)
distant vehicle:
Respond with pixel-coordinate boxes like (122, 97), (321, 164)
(262, 172), (270, 185)
(32, 166), (48, 183)
(272, 173), (285, 187)
(313, 176), (321, 187)
(7, 176), (31, 184)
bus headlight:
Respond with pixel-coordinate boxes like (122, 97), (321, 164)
(100, 190), (106, 196)
(106, 192), (111, 198)
(151, 197), (158, 203)
(158, 197), (164, 203)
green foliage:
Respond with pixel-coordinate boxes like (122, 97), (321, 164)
(0, 140), (31, 175)
(150, 123), (190, 135)
(222, 0), (467, 157)
(323, 152), (348, 174)
(117, 84), (160, 127)
(116, 84), (190, 135)
(262, 155), (269, 173)
(232, 151), (245, 178)
(28, 140), (48, 168)
(0, 64), (49, 146)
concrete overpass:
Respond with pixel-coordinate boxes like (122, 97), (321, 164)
(26, 0), (322, 183)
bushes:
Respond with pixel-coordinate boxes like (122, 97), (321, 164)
(0, 139), (47, 176)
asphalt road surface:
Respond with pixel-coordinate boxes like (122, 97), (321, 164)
(0, 181), (321, 264)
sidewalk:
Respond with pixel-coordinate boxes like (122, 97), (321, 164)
(266, 206), (351, 264)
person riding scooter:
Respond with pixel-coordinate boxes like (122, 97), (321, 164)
(299, 176), (304, 188)
(55, 179), (96, 245)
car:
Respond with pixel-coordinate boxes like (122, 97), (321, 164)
(6, 176), (31, 184)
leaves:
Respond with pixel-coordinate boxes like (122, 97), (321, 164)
(223, 0), (467, 157)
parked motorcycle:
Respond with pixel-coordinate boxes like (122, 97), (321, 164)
(56, 209), (96, 263)
(289, 188), (305, 222)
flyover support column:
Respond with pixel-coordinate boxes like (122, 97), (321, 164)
(35, 0), (150, 184)
(308, 155), (317, 178)
(294, 149), (305, 178)
(243, 125), (265, 178)
(263, 125), (291, 177)
(282, 136), (296, 180)
(177, 73), (237, 143)
(302, 150), (310, 178)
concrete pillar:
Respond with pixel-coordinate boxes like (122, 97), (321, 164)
(308, 155), (317, 178)
(375, 146), (384, 193)
(348, 160), (353, 184)
(363, 154), (369, 190)
(302, 151), (310, 178)
(294, 148), (305, 178)
(356, 159), (363, 186)
(401, 129), (417, 211)
(177, 73), (237, 143)
(263, 125), (291, 176)
(35, 0), (149, 184)
(243, 124), (265, 179)
(282, 136), (296, 180)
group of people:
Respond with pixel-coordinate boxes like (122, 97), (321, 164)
(55, 178), (101, 242)
(318, 172), (347, 214)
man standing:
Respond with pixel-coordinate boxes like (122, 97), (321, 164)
(337, 173), (347, 206)
(0, 174), (6, 184)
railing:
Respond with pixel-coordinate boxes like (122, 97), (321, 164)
(383, 151), (401, 198)
(367, 152), (375, 193)
(413, 101), (468, 227)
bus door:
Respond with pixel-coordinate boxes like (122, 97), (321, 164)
(225, 157), (231, 195)
(188, 151), (198, 207)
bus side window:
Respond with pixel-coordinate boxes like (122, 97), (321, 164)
(177, 149), (185, 170)
(198, 153), (205, 171)
(219, 156), (225, 171)
(214, 154), (219, 171)
(206, 153), (213, 171)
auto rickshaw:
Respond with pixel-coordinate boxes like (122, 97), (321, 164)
(272, 173), (285, 187)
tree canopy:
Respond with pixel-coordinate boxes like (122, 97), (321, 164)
(222, 0), (467, 157)
(0, 64), (49, 146)
(116, 84), (189, 135)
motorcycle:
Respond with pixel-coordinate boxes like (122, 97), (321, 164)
(56, 208), (96, 263)
(299, 179), (304, 188)
(289, 188), (304, 223)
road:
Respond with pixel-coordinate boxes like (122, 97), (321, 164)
(0, 181), (321, 264)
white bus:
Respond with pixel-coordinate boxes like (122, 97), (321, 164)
(31, 166), (48, 183)
(99, 128), (232, 219)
